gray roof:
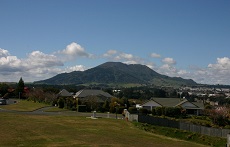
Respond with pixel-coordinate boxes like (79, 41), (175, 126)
(58, 89), (72, 97)
(144, 98), (204, 109)
(74, 89), (112, 98)
(151, 98), (183, 107)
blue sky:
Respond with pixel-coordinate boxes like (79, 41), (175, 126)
(0, 0), (230, 84)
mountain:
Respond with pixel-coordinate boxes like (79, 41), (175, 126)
(34, 62), (197, 87)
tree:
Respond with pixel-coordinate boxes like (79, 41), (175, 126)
(102, 100), (110, 112)
(154, 89), (166, 98)
(58, 97), (65, 108)
(0, 83), (9, 97)
(16, 77), (25, 98)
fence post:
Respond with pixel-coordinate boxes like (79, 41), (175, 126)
(227, 133), (230, 147)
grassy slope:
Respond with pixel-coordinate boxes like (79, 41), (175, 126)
(0, 112), (206, 147)
(0, 100), (221, 146)
(134, 123), (226, 147)
(0, 100), (49, 111)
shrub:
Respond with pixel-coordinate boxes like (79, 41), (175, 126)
(155, 107), (164, 116)
(165, 107), (182, 117)
(139, 108), (149, 115)
(109, 106), (115, 113)
(118, 106), (126, 114)
(165, 107), (175, 117)
(207, 107), (230, 127)
(78, 105), (86, 112)
(58, 98), (65, 108)
(128, 107), (137, 114)
(152, 108), (156, 115)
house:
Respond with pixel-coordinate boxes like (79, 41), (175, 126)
(142, 98), (204, 115)
(74, 89), (113, 111)
(74, 89), (112, 102)
(57, 89), (72, 97)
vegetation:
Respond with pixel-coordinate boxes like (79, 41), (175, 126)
(0, 96), (227, 146)
(16, 77), (25, 98)
(0, 83), (10, 97)
(0, 100), (49, 111)
(0, 112), (208, 147)
(34, 62), (197, 87)
(134, 122), (225, 147)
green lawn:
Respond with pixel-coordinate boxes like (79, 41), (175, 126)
(0, 112), (207, 147)
(0, 100), (223, 146)
(0, 100), (49, 111)
(44, 106), (68, 112)
(134, 123), (226, 146)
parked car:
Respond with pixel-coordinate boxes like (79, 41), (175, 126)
(0, 99), (7, 105)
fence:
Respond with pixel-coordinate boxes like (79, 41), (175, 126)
(137, 115), (230, 138)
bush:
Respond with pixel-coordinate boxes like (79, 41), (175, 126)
(109, 106), (115, 113)
(152, 108), (156, 115)
(165, 107), (181, 117)
(58, 98), (65, 108)
(78, 105), (86, 112)
(165, 107), (175, 117)
(155, 107), (164, 116)
(128, 107), (137, 114)
(118, 106), (126, 114)
(139, 108), (149, 115)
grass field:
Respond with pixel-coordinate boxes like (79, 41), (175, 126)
(0, 112), (207, 147)
(0, 100), (224, 146)
(0, 100), (49, 111)
(134, 123), (226, 146)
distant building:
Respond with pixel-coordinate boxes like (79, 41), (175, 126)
(74, 89), (113, 103)
(57, 89), (72, 97)
(142, 98), (204, 115)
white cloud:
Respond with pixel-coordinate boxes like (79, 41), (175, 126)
(150, 53), (161, 58)
(58, 42), (92, 61)
(155, 57), (230, 85)
(123, 60), (138, 64)
(0, 43), (93, 82)
(65, 65), (87, 72)
(103, 50), (143, 65)
(26, 51), (63, 68)
(162, 57), (176, 65)
(0, 49), (65, 82)
(103, 50), (117, 57)
(158, 64), (178, 76)
(0, 56), (23, 72)
(1, 43), (230, 85)
(208, 57), (230, 70)
(0, 48), (10, 57)
(203, 57), (230, 84)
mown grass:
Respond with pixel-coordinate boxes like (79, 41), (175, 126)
(134, 122), (226, 147)
(44, 106), (68, 112)
(0, 112), (207, 147)
(0, 100), (49, 111)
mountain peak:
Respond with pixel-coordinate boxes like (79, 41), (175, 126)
(34, 62), (197, 87)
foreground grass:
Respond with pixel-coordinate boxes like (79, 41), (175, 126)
(0, 100), (49, 111)
(0, 112), (207, 147)
(44, 106), (68, 112)
(134, 123), (226, 147)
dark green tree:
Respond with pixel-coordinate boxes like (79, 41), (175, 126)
(16, 77), (25, 98)
(154, 89), (166, 98)
(102, 100), (110, 112)
(0, 83), (9, 97)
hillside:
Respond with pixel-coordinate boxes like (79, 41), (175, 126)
(34, 62), (197, 87)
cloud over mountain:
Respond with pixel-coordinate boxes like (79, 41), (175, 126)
(58, 42), (92, 61)
(0, 43), (230, 85)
